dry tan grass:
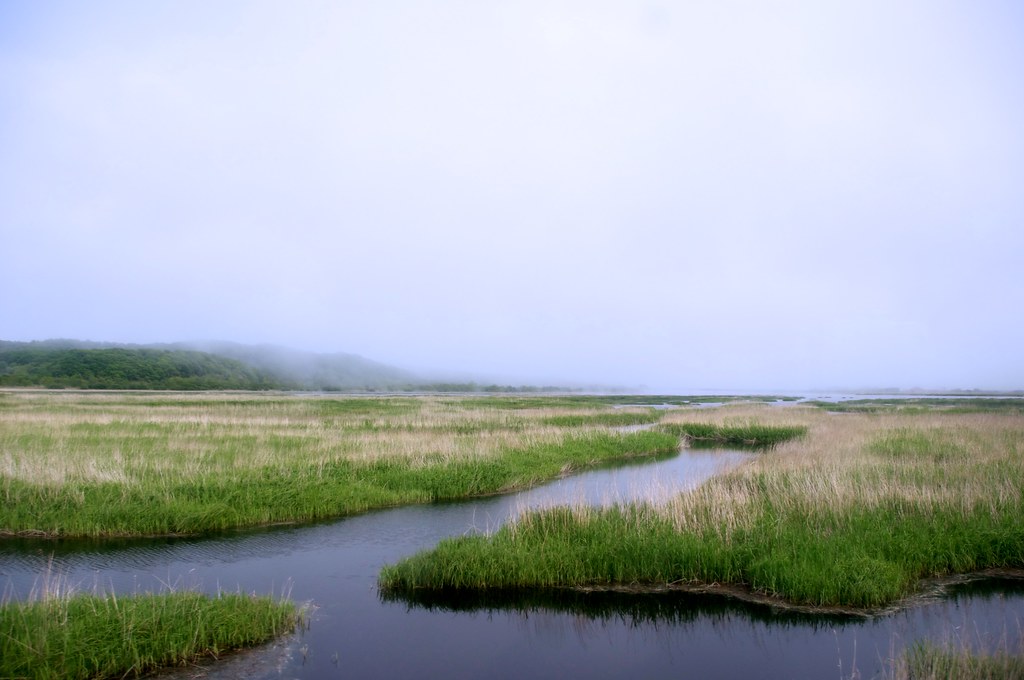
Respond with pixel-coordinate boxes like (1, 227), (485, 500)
(0, 391), (604, 487)
(658, 404), (1024, 536)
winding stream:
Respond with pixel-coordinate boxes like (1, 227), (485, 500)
(2, 448), (1022, 679)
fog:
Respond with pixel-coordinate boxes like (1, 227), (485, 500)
(2, 2), (1022, 391)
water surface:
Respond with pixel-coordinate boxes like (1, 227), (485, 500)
(2, 448), (1021, 679)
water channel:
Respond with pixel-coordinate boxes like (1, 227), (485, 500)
(2, 447), (1022, 679)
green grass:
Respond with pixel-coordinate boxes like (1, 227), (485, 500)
(0, 591), (298, 679)
(380, 412), (1024, 610)
(0, 392), (681, 537)
(1, 429), (678, 537)
(380, 483), (1023, 609)
(659, 421), (807, 446)
(541, 411), (662, 428)
(444, 395), (791, 410)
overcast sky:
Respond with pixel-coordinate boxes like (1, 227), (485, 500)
(2, 1), (1022, 391)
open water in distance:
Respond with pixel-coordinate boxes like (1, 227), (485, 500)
(2, 448), (1022, 679)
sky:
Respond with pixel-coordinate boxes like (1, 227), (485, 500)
(2, 1), (1022, 392)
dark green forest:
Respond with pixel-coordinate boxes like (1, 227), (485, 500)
(0, 347), (284, 390)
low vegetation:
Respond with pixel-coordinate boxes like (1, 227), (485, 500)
(380, 405), (1024, 611)
(0, 392), (681, 675)
(0, 588), (299, 679)
(448, 395), (794, 410)
(0, 391), (677, 537)
(658, 421), (807, 446)
(7, 390), (1023, 675)
(891, 636), (1024, 680)
(542, 411), (662, 428)
(807, 397), (1024, 414)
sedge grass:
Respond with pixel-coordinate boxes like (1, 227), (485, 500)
(380, 405), (1024, 610)
(0, 391), (678, 537)
(0, 589), (298, 679)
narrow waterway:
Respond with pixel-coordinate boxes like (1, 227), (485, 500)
(2, 448), (1021, 679)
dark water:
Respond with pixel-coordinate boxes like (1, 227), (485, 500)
(2, 449), (1021, 679)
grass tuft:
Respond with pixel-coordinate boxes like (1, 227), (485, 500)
(0, 589), (299, 679)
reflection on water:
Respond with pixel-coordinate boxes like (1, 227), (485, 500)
(0, 449), (749, 587)
(2, 448), (1022, 680)
(380, 585), (858, 628)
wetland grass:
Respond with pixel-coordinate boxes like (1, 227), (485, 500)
(658, 421), (807, 446)
(380, 406), (1024, 611)
(0, 588), (299, 679)
(889, 628), (1024, 680)
(442, 394), (790, 410)
(0, 391), (678, 675)
(0, 391), (677, 537)
(807, 397), (1024, 414)
(541, 410), (661, 428)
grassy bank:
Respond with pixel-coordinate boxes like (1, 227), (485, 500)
(0, 391), (677, 537)
(380, 406), (1024, 610)
(0, 589), (298, 679)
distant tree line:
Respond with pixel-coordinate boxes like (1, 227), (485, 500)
(0, 348), (284, 390)
(0, 341), (583, 393)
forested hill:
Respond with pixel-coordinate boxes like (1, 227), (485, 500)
(0, 345), (284, 390)
(0, 340), (419, 391)
(0, 340), (552, 392)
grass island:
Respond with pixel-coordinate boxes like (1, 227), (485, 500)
(2, 390), (1022, 677)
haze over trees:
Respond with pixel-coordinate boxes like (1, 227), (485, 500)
(0, 340), (559, 392)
